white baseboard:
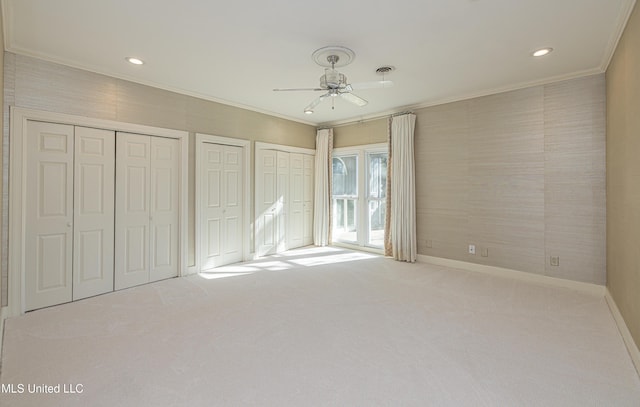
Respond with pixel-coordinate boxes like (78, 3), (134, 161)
(416, 255), (605, 296)
(605, 289), (640, 377)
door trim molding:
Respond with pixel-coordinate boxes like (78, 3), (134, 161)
(7, 107), (189, 317)
(255, 142), (315, 156)
(195, 134), (251, 272)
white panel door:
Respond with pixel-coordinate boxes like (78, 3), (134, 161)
(221, 145), (243, 264)
(255, 149), (277, 257)
(201, 143), (223, 269)
(115, 133), (151, 290)
(288, 153), (304, 249)
(276, 151), (290, 253)
(25, 121), (74, 311)
(73, 127), (115, 300)
(200, 143), (243, 270)
(149, 137), (180, 282)
(303, 154), (314, 246)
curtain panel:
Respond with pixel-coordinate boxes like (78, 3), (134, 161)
(388, 114), (417, 262)
(313, 128), (333, 246)
(384, 118), (393, 257)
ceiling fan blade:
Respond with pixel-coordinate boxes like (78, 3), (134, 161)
(340, 92), (368, 107)
(273, 88), (324, 92)
(349, 80), (394, 90)
(305, 93), (329, 111)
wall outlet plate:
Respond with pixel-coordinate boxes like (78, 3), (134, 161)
(481, 248), (488, 257)
(468, 244), (476, 255)
(550, 256), (560, 266)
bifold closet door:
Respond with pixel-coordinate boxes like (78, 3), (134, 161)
(256, 150), (314, 256)
(25, 122), (116, 310)
(149, 137), (180, 282)
(276, 152), (290, 252)
(288, 153), (304, 249)
(255, 149), (277, 257)
(73, 127), (115, 300)
(200, 143), (243, 270)
(115, 133), (150, 289)
(25, 121), (75, 311)
(115, 133), (179, 290)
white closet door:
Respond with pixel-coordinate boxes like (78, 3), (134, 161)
(255, 149), (277, 257)
(288, 153), (304, 249)
(303, 154), (314, 246)
(201, 143), (223, 269)
(115, 133), (151, 290)
(200, 143), (243, 270)
(221, 145), (243, 264)
(149, 137), (180, 282)
(25, 121), (74, 311)
(276, 151), (290, 253)
(73, 127), (115, 300)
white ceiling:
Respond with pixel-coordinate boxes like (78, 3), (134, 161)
(2, 0), (636, 126)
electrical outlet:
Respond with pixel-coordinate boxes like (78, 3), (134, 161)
(426, 239), (432, 248)
(550, 256), (560, 266)
(481, 248), (488, 257)
(468, 244), (476, 255)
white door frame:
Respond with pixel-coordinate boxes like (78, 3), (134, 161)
(8, 107), (189, 317)
(195, 133), (251, 272)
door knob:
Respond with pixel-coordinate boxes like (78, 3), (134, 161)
(66, 221), (72, 227)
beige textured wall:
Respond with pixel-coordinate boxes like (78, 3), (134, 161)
(1, 53), (315, 302)
(606, 2), (640, 350)
(334, 75), (606, 285)
(333, 118), (387, 147)
(0, 10), (4, 307)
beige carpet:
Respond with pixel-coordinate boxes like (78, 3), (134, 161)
(1, 246), (639, 406)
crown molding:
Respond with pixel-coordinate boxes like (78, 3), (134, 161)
(601, 0), (638, 71)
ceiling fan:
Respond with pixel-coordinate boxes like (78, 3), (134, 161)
(273, 46), (393, 114)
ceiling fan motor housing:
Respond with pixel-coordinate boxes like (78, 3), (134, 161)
(321, 68), (347, 89)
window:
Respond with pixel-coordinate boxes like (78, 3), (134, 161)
(332, 144), (388, 250)
(367, 152), (387, 247)
(332, 155), (358, 243)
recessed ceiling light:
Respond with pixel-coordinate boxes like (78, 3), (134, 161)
(126, 57), (144, 65)
(532, 48), (553, 57)
(304, 109), (313, 115)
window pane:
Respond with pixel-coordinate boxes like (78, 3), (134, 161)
(333, 197), (357, 242)
(347, 199), (356, 231)
(368, 199), (385, 247)
(368, 153), (387, 199)
(332, 155), (357, 196)
(335, 198), (345, 229)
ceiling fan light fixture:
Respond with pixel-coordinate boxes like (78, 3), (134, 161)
(532, 48), (553, 57)
(320, 69), (347, 90)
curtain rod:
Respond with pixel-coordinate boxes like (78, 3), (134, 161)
(391, 111), (414, 118)
(318, 111), (414, 129)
